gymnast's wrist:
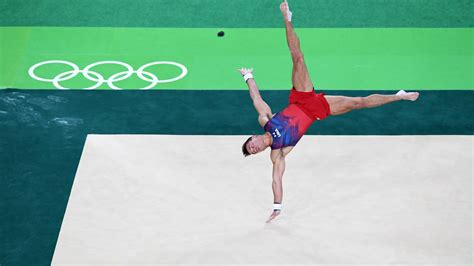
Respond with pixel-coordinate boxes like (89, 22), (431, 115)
(243, 73), (254, 82)
(273, 202), (282, 211)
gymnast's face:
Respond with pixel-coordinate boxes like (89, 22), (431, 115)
(246, 135), (266, 155)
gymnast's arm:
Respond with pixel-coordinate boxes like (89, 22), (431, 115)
(238, 68), (273, 127)
(266, 149), (286, 223)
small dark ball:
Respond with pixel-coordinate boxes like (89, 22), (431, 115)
(217, 31), (225, 37)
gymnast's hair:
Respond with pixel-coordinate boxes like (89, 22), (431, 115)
(242, 137), (252, 157)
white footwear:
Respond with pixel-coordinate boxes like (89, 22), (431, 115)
(396, 90), (407, 96)
(396, 90), (419, 101)
(286, 2), (293, 22)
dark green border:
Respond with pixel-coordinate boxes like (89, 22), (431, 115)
(1, 0), (472, 27)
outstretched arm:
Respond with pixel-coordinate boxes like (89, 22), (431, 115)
(266, 150), (286, 223)
(238, 68), (273, 126)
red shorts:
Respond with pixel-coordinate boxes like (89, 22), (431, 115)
(289, 87), (331, 121)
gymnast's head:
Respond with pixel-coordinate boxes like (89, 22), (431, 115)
(242, 134), (269, 157)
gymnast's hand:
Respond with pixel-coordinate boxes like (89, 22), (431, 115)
(265, 210), (281, 223)
(237, 67), (253, 76)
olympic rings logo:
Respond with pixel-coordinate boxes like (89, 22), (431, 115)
(28, 60), (188, 90)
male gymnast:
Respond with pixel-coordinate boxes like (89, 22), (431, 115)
(238, 0), (419, 223)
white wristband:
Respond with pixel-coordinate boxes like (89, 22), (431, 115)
(273, 203), (282, 211)
(243, 73), (254, 82)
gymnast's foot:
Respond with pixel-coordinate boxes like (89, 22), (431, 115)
(280, 0), (292, 22)
(396, 90), (419, 101)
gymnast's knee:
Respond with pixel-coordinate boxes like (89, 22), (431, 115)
(351, 97), (365, 109)
(291, 50), (304, 64)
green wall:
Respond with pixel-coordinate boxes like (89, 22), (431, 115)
(1, 0), (472, 27)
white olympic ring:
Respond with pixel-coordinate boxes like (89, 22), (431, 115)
(28, 60), (188, 90)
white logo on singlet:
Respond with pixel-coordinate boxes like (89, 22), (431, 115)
(272, 129), (281, 138)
